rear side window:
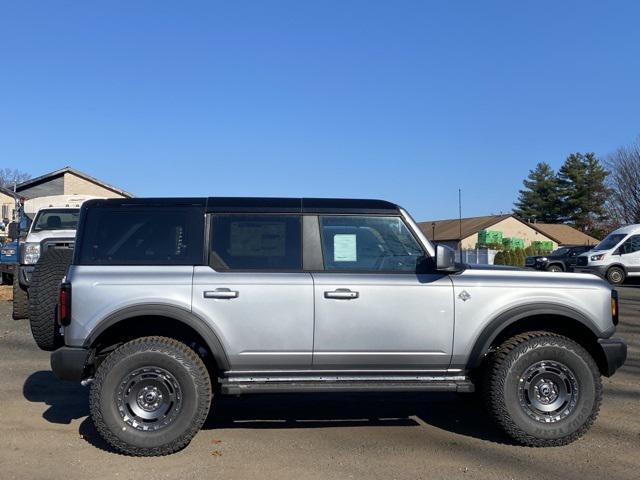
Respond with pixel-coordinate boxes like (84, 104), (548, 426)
(210, 215), (302, 271)
(77, 207), (204, 265)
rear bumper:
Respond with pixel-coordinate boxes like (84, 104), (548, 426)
(50, 346), (91, 382)
(598, 338), (627, 377)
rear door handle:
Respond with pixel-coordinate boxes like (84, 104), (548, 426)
(204, 288), (239, 299)
(324, 289), (359, 300)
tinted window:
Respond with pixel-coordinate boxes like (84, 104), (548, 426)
(210, 215), (302, 271)
(78, 207), (204, 265)
(32, 209), (80, 231)
(620, 235), (640, 254)
(319, 216), (426, 272)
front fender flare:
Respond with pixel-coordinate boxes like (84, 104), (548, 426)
(465, 303), (610, 370)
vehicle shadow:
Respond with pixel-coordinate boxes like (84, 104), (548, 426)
(22, 370), (116, 453)
(23, 371), (514, 453)
(203, 391), (514, 445)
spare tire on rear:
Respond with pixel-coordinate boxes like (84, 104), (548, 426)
(28, 249), (74, 351)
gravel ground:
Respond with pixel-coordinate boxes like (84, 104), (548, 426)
(0, 285), (638, 480)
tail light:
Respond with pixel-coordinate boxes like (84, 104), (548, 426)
(611, 289), (619, 326)
(58, 282), (72, 326)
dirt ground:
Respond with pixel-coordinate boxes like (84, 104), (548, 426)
(0, 284), (638, 480)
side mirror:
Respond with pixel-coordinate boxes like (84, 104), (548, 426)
(7, 222), (19, 241)
(436, 244), (458, 272)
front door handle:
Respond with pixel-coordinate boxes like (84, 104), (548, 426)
(324, 288), (359, 300)
(204, 288), (239, 299)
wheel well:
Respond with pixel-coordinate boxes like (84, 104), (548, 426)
(547, 262), (565, 271)
(486, 314), (608, 376)
(89, 315), (220, 379)
(606, 264), (626, 274)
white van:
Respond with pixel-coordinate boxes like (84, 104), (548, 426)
(574, 224), (640, 284)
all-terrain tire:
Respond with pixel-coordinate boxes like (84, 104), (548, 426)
(28, 249), (74, 351)
(90, 336), (212, 456)
(483, 331), (602, 447)
(12, 272), (29, 320)
(606, 266), (626, 285)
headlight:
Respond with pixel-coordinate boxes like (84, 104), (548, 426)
(1, 248), (16, 256)
(22, 243), (41, 264)
(590, 254), (605, 261)
(536, 257), (548, 262)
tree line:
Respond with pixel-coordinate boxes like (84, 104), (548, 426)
(513, 137), (640, 238)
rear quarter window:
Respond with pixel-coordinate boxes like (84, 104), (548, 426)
(77, 207), (204, 265)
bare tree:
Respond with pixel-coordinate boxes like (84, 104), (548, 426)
(0, 168), (31, 189)
(605, 138), (640, 225)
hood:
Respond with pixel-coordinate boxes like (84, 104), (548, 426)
(25, 229), (76, 243)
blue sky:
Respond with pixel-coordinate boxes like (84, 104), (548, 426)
(1, 1), (639, 221)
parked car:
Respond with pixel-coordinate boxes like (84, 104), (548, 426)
(574, 224), (640, 285)
(36, 197), (625, 456)
(525, 245), (593, 272)
(0, 239), (18, 284)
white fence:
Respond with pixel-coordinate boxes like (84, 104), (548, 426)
(455, 248), (499, 265)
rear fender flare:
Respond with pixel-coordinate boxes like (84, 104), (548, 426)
(83, 303), (230, 370)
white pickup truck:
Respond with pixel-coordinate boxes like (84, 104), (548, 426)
(11, 195), (102, 320)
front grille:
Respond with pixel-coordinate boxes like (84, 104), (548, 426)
(576, 256), (588, 266)
(42, 239), (75, 253)
(525, 258), (535, 266)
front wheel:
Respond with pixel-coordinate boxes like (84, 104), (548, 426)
(547, 264), (563, 273)
(483, 332), (602, 446)
(90, 336), (212, 456)
(606, 266), (626, 285)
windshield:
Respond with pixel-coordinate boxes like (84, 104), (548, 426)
(594, 233), (627, 251)
(550, 247), (570, 256)
(32, 209), (80, 232)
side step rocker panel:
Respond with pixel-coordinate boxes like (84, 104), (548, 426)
(219, 376), (475, 395)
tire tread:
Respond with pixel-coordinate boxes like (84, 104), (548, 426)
(483, 331), (602, 447)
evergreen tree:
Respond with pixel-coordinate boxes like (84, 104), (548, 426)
(513, 163), (562, 222)
(514, 248), (525, 267)
(493, 251), (505, 265)
(557, 153), (610, 236)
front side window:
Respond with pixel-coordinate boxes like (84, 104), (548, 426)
(210, 215), (302, 271)
(32, 209), (80, 232)
(319, 216), (426, 272)
(77, 207), (204, 265)
(619, 235), (640, 255)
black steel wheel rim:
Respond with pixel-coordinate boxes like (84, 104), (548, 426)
(116, 366), (183, 432)
(518, 360), (579, 423)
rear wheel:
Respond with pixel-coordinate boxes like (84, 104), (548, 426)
(28, 249), (74, 350)
(90, 336), (212, 456)
(484, 332), (601, 446)
(12, 272), (29, 320)
(606, 266), (625, 285)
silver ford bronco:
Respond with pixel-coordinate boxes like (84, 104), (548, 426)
(32, 197), (625, 456)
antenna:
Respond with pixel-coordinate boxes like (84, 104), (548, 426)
(458, 188), (462, 238)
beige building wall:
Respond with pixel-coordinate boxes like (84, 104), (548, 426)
(460, 217), (557, 249)
(0, 191), (16, 224)
(63, 172), (125, 198)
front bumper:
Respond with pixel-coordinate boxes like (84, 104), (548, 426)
(598, 338), (627, 377)
(51, 346), (91, 381)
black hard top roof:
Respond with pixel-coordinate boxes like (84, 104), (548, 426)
(83, 197), (401, 215)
